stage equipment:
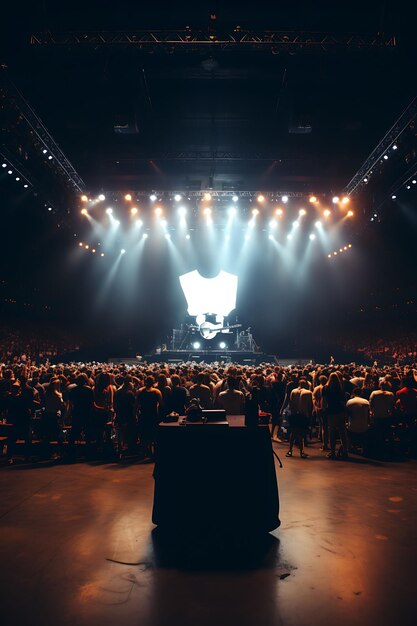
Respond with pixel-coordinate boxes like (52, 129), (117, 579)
(31, 30), (396, 53)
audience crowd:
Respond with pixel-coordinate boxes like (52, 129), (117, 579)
(1, 358), (416, 464)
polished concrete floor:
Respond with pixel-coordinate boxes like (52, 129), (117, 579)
(1, 442), (416, 626)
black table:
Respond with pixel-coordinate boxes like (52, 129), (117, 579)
(152, 416), (280, 533)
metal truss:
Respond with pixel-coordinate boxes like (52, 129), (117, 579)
(345, 95), (417, 196)
(90, 190), (317, 200)
(1, 69), (85, 192)
(0, 146), (34, 188)
(30, 30), (396, 52)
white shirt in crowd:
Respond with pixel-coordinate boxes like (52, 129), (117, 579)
(290, 388), (314, 417)
(369, 390), (395, 420)
(346, 397), (369, 433)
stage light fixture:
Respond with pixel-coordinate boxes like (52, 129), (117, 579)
(47, 207), (52, 211)
(98, 194), (105, 201)
(15, 177), (20, 181)
(185, 234), (191, 240)
(309, 233), (316, 241)
(42, 149), (47, 154)
(203, 207), (212, 216)
(309, 196), (317, 203)
(78, 242), (83, 247)
(328, 254), (331, 258)
(85, 245), (89, 249)
(276, 208), (284, 216)
(100, 253), (104, 257)
(155, 206), (163, 215)
(125, 193), (132, 201)
(315, 220), (322, 228)
(392, 144), (398, 150)
(299, 208), (306, 216)
(413, 180), (417, 184)
(391, 195), (397, 199)
(174, 194), (182, 202)
(2, 163), (7, 168)
(81, 208), (88, 216)
(193, 342), (201, 350)
(219, 342), (227, 349)
(257, 194), (265, 203)
(131, 207), (138, 216)
(232, 195), (239, 202)
(23, 184), (28, 188)
(333, 251), (337, 255)
(341, 196), (350, 205)
(121, 249), (126, 255)
(383, 155), (388, 160)
(323, 209), (331, 218)
(92, 249), (96, 253)
(282, 195), (288, 203)
(363, 177), (368, 182)
(292, 220), (299, 228)
(48, 155), (53, 160)
(252, 208), (259, 216)
(406, 185), (411, 189)
(347, 210), (354, 217)
(150, 194), (157, 202)
(204, 192), (212, 201)
(344, 246), (348, 250)
(106, 207), (113, 214)
(81, 195), (88, 202)
(135, 219), (143, 227)
(7, 170), (12, 175)
(332, 196), (339, 204)
(348, 244), (352, 248)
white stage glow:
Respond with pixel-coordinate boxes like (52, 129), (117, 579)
(179, 270), (238, 317)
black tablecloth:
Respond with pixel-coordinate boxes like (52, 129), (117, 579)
(152, 421), (280, 533)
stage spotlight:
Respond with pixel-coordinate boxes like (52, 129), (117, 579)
(165, 233), (171, 240)
(48, 155), (53, 160)
(155, 206), (163, 216)
(47, 207), (52, 211)
(282, 195), (288, 203)
(219, 342), (227, 349)
(328, 254), (331, 258)
(42, 149), (47, 154)
(150, 194), (157, 202)
(23, 184), (28, 188)
(81, 208), (88, 216)
(392, 144), (398, 150)
(134, 219), (143, 228)
(275, 208), (284, 216)
(185, 234), (191, 240)
(406, 185), (411, 189)
(347, 210), (354, 217)
(292, 220), (299, 228)
(78, 242), (83, 247)
(100, 253), (105, 257)
(392, 195), (397, 200)
(309, 233), (316, 241)
(315, 220), (322, 228)
(333, 251), (337, 255)
(174, 194), (182, 202)
(106, 207), (113, 215)
(98, 194), (105, 201)
(131, 207), (138, 216)
(348, 244), (352, 248)
(121, 249), (126, 255)
(363, 178), (368, 183)
(193, 341), (201, 350)
(341, 196), (350, 205)
(332, 196), (339, 204)
(15, 177), (20, 181)
(383, 155), (388, 160)
(1, 163), (6, 168)
(125, 193), (132, 201)
(92, 249), (96, 253)
(309, 196), (317, 203)
(142, 233), (148, 239)
(252, 208), (259, 216)
(7, 170), (12, 175)
(178, 206), (187, 217)
(413, 180), (417, 184)
(257, 194), (265, 203)
(344, 246), (348, 250)
(204, 192), (212, 201)
(323, 209), (331, 218)
(232, 195), (239, 202)
(339, 248), (343, 252)
(81, 195), (88, 202)
(203, 207), (212, 216)
(299, 208), (306, 216)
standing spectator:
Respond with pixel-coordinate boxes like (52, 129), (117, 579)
(189, 372), (212, 408)
(346, 389), (370, 454)
(322, 372), (349, 459)
(136, 376), (162, 460)
(216, 376), (245, 415)
(115, 376), (137, 452)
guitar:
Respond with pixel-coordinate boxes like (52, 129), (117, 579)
(192, 322), (242, 340)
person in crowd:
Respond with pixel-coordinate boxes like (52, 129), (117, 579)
(7, 379), (40, 463)
(155, 373), (172, 419)
(346, 388), (370, 454)
(286, 379), (313, 458)
(136, 375), (162, 460)
(68, 373), (95, 444)
(41, 377), (65, 443)
(396, 375), (417, 455)
(169, 374), (188, 415)
(270, 370), (286, 442)
(322, 372), (349, 459)
(189, 372), (212, 408)
(313, 375), (328, 450)
(216, 376), (245, 415)
(114, 376), (137, 453)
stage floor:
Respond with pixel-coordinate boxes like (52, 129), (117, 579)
(0, 442), (416, 626)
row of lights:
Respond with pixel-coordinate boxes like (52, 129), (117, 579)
(78, 242), (105, 256)
(391, 177), (417, 199)
(327, 244), (352, 258)
(81, 192), (350, 205)
(1, 163), (29, 188)
(362, 143), (399, 184)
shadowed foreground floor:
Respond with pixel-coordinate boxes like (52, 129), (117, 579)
(0, 442), (416, 626)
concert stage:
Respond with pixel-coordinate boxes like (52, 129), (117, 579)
(109, 352), (312, 365)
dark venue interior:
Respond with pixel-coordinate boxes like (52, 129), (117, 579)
(0, 2), (417, 625)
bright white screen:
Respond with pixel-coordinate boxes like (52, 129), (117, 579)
(179, 270), (238, 317)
